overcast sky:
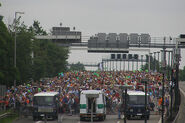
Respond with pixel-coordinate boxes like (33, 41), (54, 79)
(1, 0), (185, 69)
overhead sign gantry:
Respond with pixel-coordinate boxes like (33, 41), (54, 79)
(87, 33), (151, 53)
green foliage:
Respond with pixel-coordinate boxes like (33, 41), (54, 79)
(16, 26), (33, 84)
(29, 20), (69, 80)
(28, 20), (47, 35)
(0, 19), (69, 86)
(141, 54), (185, 81)
(0, 20), (15, 86)
(32, 40), (69, 80)
(141, 55), (162, 72)
(69, 62), (85, 71)
(179, 66), (185, 81)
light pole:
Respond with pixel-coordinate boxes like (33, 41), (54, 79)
(141, 55), (143, 69)
(170, 51), (174, 119)
(141, 78), (149, 123)
(110, 60), (111, 71)
(174, 38), (183, 112)
(120, 59), (121, 71)
(117, 85), (132, 123)
(154, 52), (156, 72)
(132, 58), (134, 71)
(161, 37), (166, 123)
(149, 53), (152, 72)
(14, 11), (24, 87)
(128, 59), (130, 71)
(124, 58), (125, 71)
(157, 51), (160, 72)
(137, 55), (138, 70)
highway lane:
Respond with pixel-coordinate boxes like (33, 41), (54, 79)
(13, 113), (160, 123)
(13, 82), (185, 123)
(179, 82), (185, 91)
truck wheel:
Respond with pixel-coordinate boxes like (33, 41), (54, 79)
(53, 115), (58, 120)
(147, 115), (150, 120)
(80, 116), (83, 121)
(127, 115), (131, 120)
(33, 116), (37, 121)
(99, 116), (104, 121)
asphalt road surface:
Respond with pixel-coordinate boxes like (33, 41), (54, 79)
(13, 113), (160, 123)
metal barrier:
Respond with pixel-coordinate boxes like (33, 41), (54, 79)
(0, 85), (6, 97)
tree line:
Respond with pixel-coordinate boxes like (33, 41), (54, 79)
(141, 55), (185, 81)
(0, 18), (69, 86)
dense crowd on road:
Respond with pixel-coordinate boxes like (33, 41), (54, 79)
(0, 71), (170, 115)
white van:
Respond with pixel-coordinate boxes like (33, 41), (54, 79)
(80, 90), (106, 121)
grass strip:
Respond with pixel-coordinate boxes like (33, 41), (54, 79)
(0, 109), (18, 123)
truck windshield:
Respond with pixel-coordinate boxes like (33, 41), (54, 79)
(128, 95), (148, 105)
(33, 96), (54, 106)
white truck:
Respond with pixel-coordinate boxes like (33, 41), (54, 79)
(80, 90), (106, 121)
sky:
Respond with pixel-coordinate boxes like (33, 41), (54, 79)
(1, 0), (185, 70)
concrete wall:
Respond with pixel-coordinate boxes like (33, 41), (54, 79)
(173, 88), (185, 123)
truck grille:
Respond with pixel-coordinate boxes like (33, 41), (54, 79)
(38, 107), (53, 112)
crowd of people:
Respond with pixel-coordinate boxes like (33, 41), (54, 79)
(0, 70), (170, 115)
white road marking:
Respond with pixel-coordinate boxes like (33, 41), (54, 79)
(35, 121), (43, 123)
(117, 121), (120, 123)
(58, 114), (64, 123)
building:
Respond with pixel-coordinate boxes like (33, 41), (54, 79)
(35, 26), (81, 44)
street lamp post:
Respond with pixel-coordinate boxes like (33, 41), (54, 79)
(128, 59), (130, 71)
(132, 59), (134, 71)
(120, 59), (121, 71)
(124, 59), (125, 71)
(137, 56), (138, 70)
(174, 38), (181, 112)
(154, 52), (156, 72)
(157, 51), (160, 72)
(14, 11), (24, 87)
(170, 51), (174, 119)
(110, 60), (111, 71)
(161, 37), (166, 123)
(149, 53), (152, 72)
(141, 55), (143, 69)
(118, 85), (132, 123)
(141, 78), (149, 123)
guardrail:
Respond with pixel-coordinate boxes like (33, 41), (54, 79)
(173, 88), (184, 123)
(0, 112), (9, 119)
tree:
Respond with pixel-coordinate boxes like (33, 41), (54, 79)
(28, 21), (47, 35)
(0, 18), (69, 85)
(32, 39), (69, 80)
(16, 25), (33, 84)
(141, 55), (162, 72)
(69, 62), (85, 71)
(0, 19), (15, 86)
(29, 20), (69, 80)
(179, 66), (185, 81)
